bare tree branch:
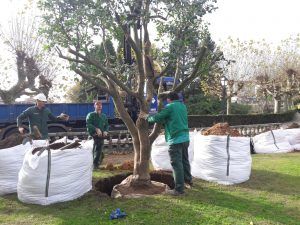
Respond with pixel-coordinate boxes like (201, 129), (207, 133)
(55, 47), (85, 63)
(74, 69), (112, 95)
(68, 48), (137, 97)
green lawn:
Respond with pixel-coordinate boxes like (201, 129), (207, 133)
(1, 153), (299, 225)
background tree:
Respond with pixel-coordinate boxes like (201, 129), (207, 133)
(0, 14), (58, 103)
(39, 0), (220, 194)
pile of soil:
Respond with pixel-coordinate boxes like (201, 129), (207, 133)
(32, 141), (81, 155)
(111, 175), (168, 198)
(103, 160), (134, 171)
(119, 160), (134, 170)
(102, 152), (134, 166)
(94, 170), (174, 196)
(202, 123), (241, 137)
(0, 133), (24, 150)
(114, 181), (167, 197)
(287, 122), (300, 129)
(105, 163), (115, 171)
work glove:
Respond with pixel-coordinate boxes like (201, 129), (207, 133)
(18, 127), (25, 134)
(58, 113), (70, 121)
(95, 128), (102, 137)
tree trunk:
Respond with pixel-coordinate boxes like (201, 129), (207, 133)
(282, 94), (288, 112)
(274, 98), (281, 113)
(226, 97), (231, 115)
(287, 95), (293, 110)
(130, 117), (151, 185)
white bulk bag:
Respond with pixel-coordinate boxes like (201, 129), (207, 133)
(191, 133), (251, 185)
(280, 128), (300, 151)
(252, 129), (293, 153)
(151, 132), (195, 171)
(0, 140), (47, 196)
(17, 143), (93, 205)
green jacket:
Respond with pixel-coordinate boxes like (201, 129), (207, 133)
(86, 112), (109, 136)
(148, 100), (189, 145)
(17, 106), (60, 139)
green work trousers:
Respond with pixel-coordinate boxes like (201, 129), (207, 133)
(168, 141), (192, 193)
(93, 137), (104, 168)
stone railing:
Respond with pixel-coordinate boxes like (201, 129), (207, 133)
(48, 130), (132, 152)
(231, 123), (281, 137)
(48, 123), (282, 151)
(195, 123), (282, 137)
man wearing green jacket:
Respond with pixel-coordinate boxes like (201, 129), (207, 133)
(145, 92), (192, 195)
(17, 93), (69, 139)
(86, 100), (109, 170)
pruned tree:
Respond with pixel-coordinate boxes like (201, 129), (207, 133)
(39, 0), (220, 194)
(252, 36), (300, 113)
(0, 14), (57, 103)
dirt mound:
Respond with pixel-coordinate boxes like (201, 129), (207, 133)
(105, 163), (115, 171)
(0, 133), (24, 150)
(287, 122), (300, 129)
(202, 123), (241, 137)
(119, 160), (134, 170)
(94, 170), (174, 196)
(32, 141), (81, 155)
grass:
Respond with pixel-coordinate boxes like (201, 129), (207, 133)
(0, 153), (299, 225)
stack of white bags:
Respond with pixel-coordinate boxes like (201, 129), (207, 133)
(0, 138), (93, 205)
(0, 142), (33, 196)
(151, 131), (195, 171)
(252, 129), (294, 153)
(283, 128), (300, 151)
(191, 134), (252, 185)
(17, 139), (93, 205)
(151, 131), (252, 185)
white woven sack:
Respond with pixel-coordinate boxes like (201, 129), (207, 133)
(191, 133), (251, 185)
(252, 129), (293, 153)
(280, 128), (300, 151)
(17, 142), (93, 205)
(0, 140), (47, 196)
(151, 131), (195, 171)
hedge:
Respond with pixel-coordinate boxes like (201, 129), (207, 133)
(188, 110), (296, 128)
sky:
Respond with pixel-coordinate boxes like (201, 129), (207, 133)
(0, 0), (299, 44)
(205, 0), (300, 44)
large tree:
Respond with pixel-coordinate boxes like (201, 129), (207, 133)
(39, 0), (220, 194)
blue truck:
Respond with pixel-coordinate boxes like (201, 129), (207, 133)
(0, 99), (115, 140)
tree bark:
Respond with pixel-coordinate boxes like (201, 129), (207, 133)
(226, 97), (231, 115)
(274, 98), (281, 113)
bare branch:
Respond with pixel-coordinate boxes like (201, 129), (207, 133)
(174, 45), (224, 93)
(73, 69), (112, 95)
(172, 57), (181, 89)
(68, 48), (137, 97)
(55, 47), (85, 63)
(149, 15), (167, 21)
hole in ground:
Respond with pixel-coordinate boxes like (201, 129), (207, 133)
(94, 170), (175, 196)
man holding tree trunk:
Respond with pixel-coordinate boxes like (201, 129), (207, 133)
(142, 92), (193, 196)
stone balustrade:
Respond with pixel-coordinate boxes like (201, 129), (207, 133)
(48, 123), (283, 152)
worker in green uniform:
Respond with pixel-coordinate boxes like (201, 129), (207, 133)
(17, 93), (69, 139)
(141, 92), (192, 196)
(86, 100), (109, 170)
